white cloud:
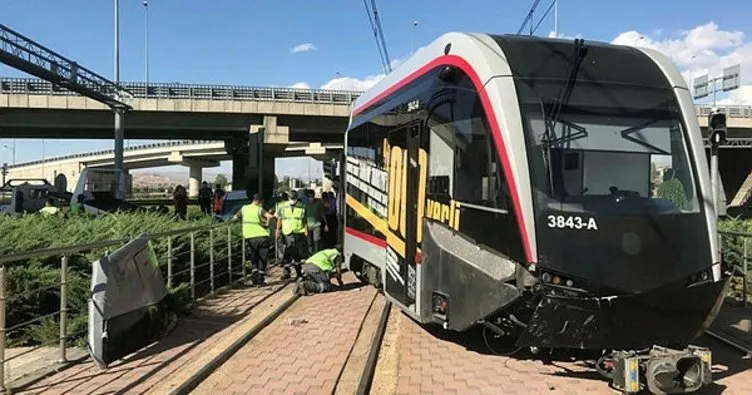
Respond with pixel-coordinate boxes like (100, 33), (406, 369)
(316, 48), (426, 92)
(288, 81), (311, 89)
(610, 22), (751, 104)
(320, 74), (384, 91)
(547, 31), (582, 39)
(290, 43), (318, 54)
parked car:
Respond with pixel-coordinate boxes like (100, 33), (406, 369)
(213, 190), (250, 222)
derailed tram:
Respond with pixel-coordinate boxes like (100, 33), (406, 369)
(341, 32), (731, 394)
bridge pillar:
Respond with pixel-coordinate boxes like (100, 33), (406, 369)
(229, 117), (288, 200)
(188, 165), (202, 198)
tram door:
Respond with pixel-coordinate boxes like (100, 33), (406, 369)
(384, 122), (421, 310)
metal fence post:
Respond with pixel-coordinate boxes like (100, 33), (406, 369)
(744, 238), (749, 307)
(227, 226), (232, 284)
(190, 232), (196, 300)
(0, 265), (6, 392)
(210, 229), (215, 294)
(241, 231), (247, 279)
(59, 255), (68, 362)
(167, 236), (173, 288)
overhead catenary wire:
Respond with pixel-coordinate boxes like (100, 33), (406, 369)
(517, 0), (557, 36)
(531, 0), (557, 35)
(516, 0), (542, 35)
(362, 0), (392, 74)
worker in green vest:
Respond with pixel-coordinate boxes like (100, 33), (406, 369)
(69, 194), (85, 215)
(294, 244), (344, 296)
(276, 190), (308, 280)
(233, 193), (275, 286)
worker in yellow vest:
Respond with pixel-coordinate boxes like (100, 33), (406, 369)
(233, 193), (274, 286)
(275, 190), (308, 280)
(294, 245), (344, 296)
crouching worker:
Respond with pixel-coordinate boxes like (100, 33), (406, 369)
(294, 244), (344, 296)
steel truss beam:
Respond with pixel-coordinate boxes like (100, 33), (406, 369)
(0, 23), (131, 109)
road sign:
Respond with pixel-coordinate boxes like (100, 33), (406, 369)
(694, 74), (709, 99)
(722, 65), (741, 91)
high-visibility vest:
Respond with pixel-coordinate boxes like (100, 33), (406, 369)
(306, 248), (340, 272)
(274, 200), (289, 217)
(280, 203), (306, 235)
(241, 203), (269, 239)
(39, 206), (59, 215)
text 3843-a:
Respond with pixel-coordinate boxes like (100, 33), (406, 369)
(546, 215), (598, 231)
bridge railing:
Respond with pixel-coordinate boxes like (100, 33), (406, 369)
(695, 104), (752, 118)
(0, 219), (251, 390)
(0, 78), (363, 104)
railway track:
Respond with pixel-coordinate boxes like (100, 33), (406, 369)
(167, 275), (390, 395)
(169, 281), (300, 395)
(705, 327), (752, 357)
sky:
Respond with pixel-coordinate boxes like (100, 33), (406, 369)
(1, 0), (752, 180)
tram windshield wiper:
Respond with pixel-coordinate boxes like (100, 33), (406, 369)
(546, 38), (588, 131)
(540, 38), (588, 196)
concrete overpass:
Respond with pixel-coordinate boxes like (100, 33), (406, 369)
(2, 140), (343, 197)
(0, 78), (361, 141)
(0, 77), (362, 192)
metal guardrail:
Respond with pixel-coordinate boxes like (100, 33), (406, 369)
(0, 77), (363, 105)
(0, 219), (253, 390)
(695, 104), (752, 118)
(2, 78), (750, 116)
(6, 139), (218, 169)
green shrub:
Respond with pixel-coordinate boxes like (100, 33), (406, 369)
(656, 178), (688, 209)
(718, 217), (752, 302)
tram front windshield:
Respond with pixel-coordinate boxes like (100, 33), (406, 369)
(517, 82), (701, 216)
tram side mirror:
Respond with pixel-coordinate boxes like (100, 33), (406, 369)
(438, 66), (461, 84)
(708, 111), (727, 146)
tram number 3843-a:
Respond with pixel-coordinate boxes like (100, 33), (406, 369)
(546, 215), (599, 231)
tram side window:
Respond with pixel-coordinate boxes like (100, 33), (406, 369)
(450, 87), (508, 210)
(426, 97), (455, 199)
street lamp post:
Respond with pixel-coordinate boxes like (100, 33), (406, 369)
(143, 0), (149, 93)
(113, 0), (125, 173)
(335, 72), (343, 90)
(412, 20), (418, 54)
(2, 140), (15, 165)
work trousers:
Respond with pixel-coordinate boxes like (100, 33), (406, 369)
(282, 233), (307, 278)
(307, 225), (322, 256)
(245, 236), (270, 285)
(199, 200), (211, 215)
(299, 263), (333, 294)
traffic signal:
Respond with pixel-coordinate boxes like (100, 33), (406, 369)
(322, 159), (337, 179)
(708, 110), (727, 146)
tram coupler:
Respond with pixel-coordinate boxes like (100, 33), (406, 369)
(611, 345), (712, 394)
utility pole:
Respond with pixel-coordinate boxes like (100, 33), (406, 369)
(113, 0), (125, 174)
